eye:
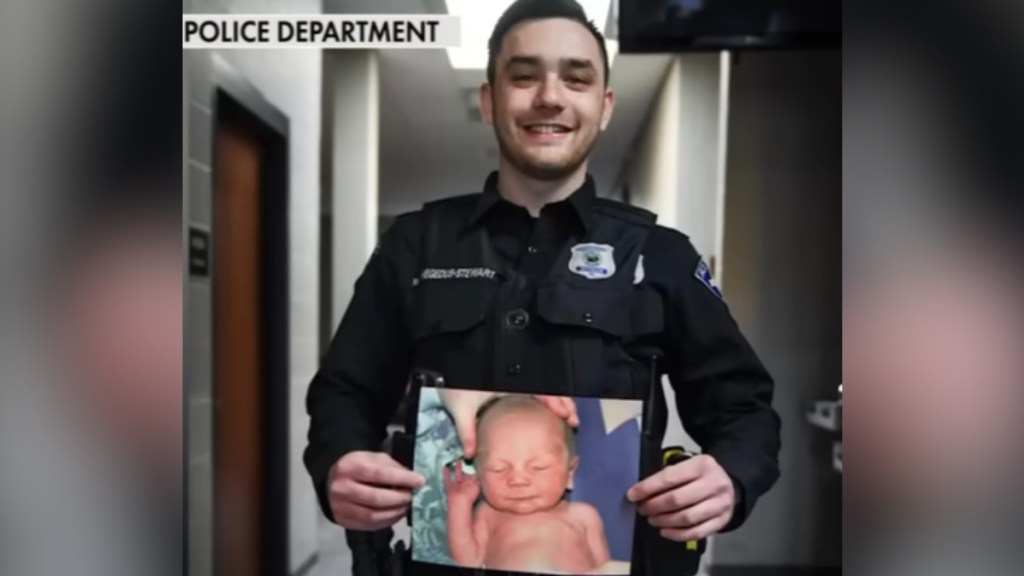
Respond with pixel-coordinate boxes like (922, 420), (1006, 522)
(565, 73), (598, 85)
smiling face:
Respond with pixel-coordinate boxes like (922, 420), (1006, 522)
(476, 397), (578, 514)
(481, 17), (614, 181)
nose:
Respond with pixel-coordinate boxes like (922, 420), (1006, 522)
(507, 471), (531, 487)
(533, 73), (564, 110)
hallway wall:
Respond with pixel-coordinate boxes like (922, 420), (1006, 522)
(622, 49), (841, 572)
(184, 1), (324, 574)
(623, 52), (730, 576)
(625, 52), (729, 457)
(715, 50), (843, 570)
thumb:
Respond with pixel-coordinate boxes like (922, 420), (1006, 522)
(455, 418), (477, 459)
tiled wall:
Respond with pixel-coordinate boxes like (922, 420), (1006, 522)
(184, 1), (324, 573)
(184, 44), (217, 576)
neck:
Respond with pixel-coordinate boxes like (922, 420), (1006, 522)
(496, 158), (588, 217)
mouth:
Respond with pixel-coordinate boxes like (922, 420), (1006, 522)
(521, 122), (574, 141)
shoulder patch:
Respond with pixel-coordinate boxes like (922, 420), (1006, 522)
(694, 259), (723, 300)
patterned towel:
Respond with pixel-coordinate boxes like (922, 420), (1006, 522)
(410, 388), (474, 566)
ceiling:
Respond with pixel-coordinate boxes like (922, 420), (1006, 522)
(325, 0), (673, 215)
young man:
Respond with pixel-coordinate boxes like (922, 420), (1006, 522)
(304, 0), (781, 569)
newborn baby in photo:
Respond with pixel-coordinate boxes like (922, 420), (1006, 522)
(444, 394), (611, 574)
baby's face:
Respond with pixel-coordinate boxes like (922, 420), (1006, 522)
(476, 408), (577, 514)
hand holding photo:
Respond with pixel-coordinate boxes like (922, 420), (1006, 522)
(412, 388), (642, 576)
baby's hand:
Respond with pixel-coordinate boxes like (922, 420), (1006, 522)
(443, 460), (480, 504)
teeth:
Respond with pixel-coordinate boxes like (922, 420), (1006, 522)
(527, 125), (568, 134)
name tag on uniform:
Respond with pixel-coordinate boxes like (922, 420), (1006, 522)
(569, 243), (617, 280)
(419, 267), (497, 281)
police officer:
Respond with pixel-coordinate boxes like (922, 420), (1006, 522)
(303, 0), (781, 567)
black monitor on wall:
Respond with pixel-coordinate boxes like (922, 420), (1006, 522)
(617, 0), (841, 54)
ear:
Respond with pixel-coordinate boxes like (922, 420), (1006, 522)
(599, 88), (615, 132)
(566, 455), (580, 490)
(480, 82), (495, 126)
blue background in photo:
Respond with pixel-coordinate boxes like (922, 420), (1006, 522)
(568, 396), (642, 562)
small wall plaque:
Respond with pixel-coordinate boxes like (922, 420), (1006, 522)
(189, 227), (211, 277)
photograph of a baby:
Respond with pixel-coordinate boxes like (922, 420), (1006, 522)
(411, 388), (642, 575)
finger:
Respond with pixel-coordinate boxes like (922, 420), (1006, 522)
(336, 501), (409, 531)
(540, 396), (579, 427)
(658, 515), (728, 543)
(355, 456), (425, 489)
(443, 465), (451, 486)
(537, 396), (569, 419)
(636, 477), (717, 516)
(627, 459), (702, 502)
(455, 460), (463, 482)
(340, 480), (415, 510)
(454, 417), (477, 459)
(645, 497), (728, 529)
(553, 397), (573, 422)
(563, 397), (579, 427)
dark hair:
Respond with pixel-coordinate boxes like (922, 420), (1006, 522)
(486, 0), (610, 87)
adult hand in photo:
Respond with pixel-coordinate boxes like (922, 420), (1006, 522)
(439, 390), (579, 459)
(626, 455), (736, 542)
(327, 450), (426, 531)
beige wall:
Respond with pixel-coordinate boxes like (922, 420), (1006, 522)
(323, 50), (380, 330)
(627, 58), (680, 228)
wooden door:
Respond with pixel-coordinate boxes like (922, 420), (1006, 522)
(213, 117), (264, 576)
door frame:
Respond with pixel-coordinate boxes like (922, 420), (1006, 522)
(209, 67), (290, 576)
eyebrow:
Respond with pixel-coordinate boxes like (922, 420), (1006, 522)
(504, 55), (543, 70)
(563, 58), (596, 72)
(503, 56), (597, 73)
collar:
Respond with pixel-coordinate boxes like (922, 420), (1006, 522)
(467, 170), (596, 232)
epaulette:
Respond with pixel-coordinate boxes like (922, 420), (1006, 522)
(592, 197), (658, 227)
(422, 193), (481, 212)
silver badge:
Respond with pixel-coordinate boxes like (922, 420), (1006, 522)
(568, 243), (616, 280)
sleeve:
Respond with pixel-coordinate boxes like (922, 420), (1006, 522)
(302, 214), (421, 523)
(651, 229), (781, 532)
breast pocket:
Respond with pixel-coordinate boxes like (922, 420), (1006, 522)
(535, 284), (642, 398)
(412, 280), (492, 339)
(410, 280), (493, 386)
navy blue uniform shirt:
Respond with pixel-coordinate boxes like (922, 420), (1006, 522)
(304, 172), (781, 533)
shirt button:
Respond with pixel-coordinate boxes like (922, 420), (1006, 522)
(506, 309), (530, 330)
(507, 364), (522, 375)
(583, 312), (593, 323)
(527, 246), (538, 254)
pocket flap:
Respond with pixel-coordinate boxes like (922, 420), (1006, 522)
(412, 281), (490, 339)
(535, 284), (632, 337)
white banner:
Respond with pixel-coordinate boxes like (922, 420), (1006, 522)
(182, 14), (461, 49)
